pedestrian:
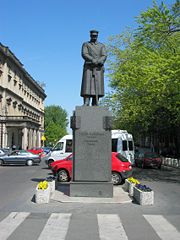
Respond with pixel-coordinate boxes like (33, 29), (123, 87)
(81, 30), (107, 106)
(12, 144), (16, 150)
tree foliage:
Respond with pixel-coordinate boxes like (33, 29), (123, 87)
(44, 105), (68, 146)
(106, 0), (180, 137)
(135, 0), (180, 52)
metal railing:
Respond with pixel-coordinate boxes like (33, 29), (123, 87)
(162, 157), (180, 168)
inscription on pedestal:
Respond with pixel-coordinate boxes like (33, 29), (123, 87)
(80, 132), (105, 145)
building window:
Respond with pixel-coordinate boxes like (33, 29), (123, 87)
(13, 101), (17, 108)
(6, 97), (12, 105)
(19, 81), (22, 89)
(8, 75), (12, 81)
(18, 104), (22, 111)
(14, 79), (17, 86)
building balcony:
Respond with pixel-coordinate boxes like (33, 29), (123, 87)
(1, 115), (40, 124)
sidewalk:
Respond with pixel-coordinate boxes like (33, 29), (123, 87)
(51, 184), (132, 204)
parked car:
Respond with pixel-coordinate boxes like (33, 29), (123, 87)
(0, 149), (5, 156)
(42, 147), (52, 154)
(0, 148), (11, 155)
(12, 150), (39, 156)
(0, 150), (41, 166)
(27, 147), (44, 156)
(135, 152), (162, 169)
(50, 152), (133, 185)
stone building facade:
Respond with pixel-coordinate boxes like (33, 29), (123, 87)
(0, 43), (46, 150)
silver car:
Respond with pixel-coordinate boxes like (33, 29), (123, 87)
(0, 150), (41, 166)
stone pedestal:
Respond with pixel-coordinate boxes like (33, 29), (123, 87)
(70, 106), (113, 197)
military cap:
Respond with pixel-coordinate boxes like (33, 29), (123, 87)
(90, 30), (99, 35)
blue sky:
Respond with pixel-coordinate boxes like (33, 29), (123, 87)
(1, 0), (174, 127)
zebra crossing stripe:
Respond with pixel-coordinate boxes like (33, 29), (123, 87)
(0, 212), (30, 240)
(37, 213), (71, 240)
(97, 214), (128, 240)
(144, 215), (180, 240)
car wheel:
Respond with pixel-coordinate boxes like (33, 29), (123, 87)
(111, 172), (122, 185)
(48, 159), (54, 168)
(58, 169), (69, 182)
(26, 159), (33, 166)
(0, 160), (3, 166)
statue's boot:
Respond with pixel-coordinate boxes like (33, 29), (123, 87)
(92, 97), (99, 106)
(84, 97), (90, 106)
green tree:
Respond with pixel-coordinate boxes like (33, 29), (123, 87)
(106, 0), (180, 145)
(135, 0), (180, 52)
(44, 105), (68, 146)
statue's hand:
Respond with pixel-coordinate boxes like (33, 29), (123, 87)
(92, 59), (98, 65)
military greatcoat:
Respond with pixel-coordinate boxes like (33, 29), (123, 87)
(81, 41), (107, 97)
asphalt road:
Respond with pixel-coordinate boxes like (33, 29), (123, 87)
(0, 160), (180, 240)
(0, 160), (48, 211)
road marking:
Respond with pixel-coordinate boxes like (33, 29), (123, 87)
(0, 212), (30, 240)
(38, 213), (71, 240)
(97, 214), (128, 240)
(144, 215), (180, 240)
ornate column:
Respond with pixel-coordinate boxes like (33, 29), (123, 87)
(22, 127), (28, 150)
(3, 124), (8, 148)
(37, 130), (41, 147)
(32, 129), (35, 147)
(34, 129), (37, 147)
(29, 129), (33, 148)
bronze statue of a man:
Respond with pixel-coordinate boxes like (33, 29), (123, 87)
(81, 30), (107, 106)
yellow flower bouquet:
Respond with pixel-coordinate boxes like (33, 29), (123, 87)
(38, 180), (48, 190)
(127, 177), (140, 185)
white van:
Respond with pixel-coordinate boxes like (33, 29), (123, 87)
(46, 130), (134, 166)
(46, 135), (73, 166)
(111, 130), (134, 163)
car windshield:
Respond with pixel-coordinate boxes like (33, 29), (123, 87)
(20, 151), (34, 155)
(116, 153), (129, 162)
(145, 152), (159, 158)
(19, 150), (28, 153)
(11, 151), (18, 156)
(67, 155), (73, 161)
(53, 142), (64, 151)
